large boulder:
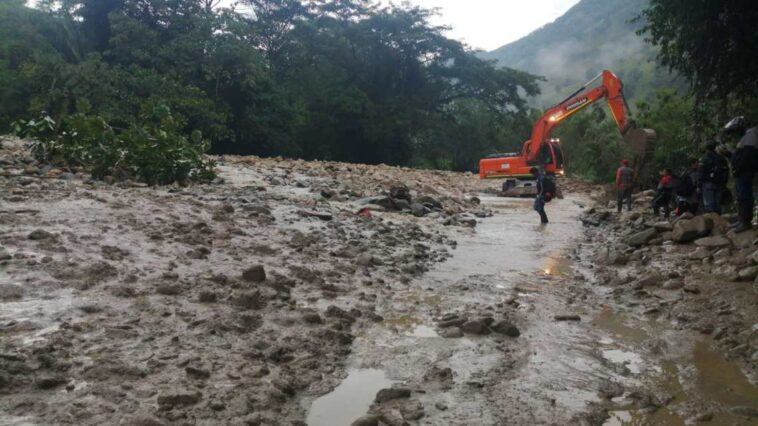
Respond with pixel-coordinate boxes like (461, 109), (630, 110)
(726, 229), (758, 249)
(694, 236), (732, 249)
(702, 213), (731, 235)
(653, 222), (673, 232)
(628, 228), (658, 247)
(672, 219), (700, 243)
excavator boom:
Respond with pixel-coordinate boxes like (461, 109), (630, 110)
(527, 70), (630, 164)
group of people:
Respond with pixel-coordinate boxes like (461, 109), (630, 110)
(615, 116), (758, 233)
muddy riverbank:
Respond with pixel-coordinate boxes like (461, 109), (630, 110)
(1, 136), (757, 425)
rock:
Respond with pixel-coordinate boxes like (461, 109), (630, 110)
(416, 195), (442, 210)
(554, 315), (581, 321)
(737, 265), (758, 282)
(672, 220), (701, 243)
(28, 229), (54, 240)
(0, 248), (11, 261)
(393, 199), (411, 211)
(156, 284), (182, 296)
(435, 402), (448, 411)
(662, 279), (684, 290)
(627, 228), (658, 247)
(727, 229), (758, 249)
(35, 375), (68, 389)
(411, 203), (430, 217)
(198, 291), (217, 303)
(233, 291), (267, 310)
(652, 222), (673, 232)
(0, 284), (24, 300)
(687, 247), (712, 260)
(242, 265), (267, 283)
(491, 320), (520, 337)
(356, 196), (394, 210)
(185, 366), (211, 379)
(302, 312), (322, 324)
(457, 218), (477, 228)
(694, 236), (731, 248)
(157, 391), (202, 408)
(300, 210), (333, 221)
(389, 185), (411, 202)
(375, 387), (412, 403)
(460, 320), (489, 335)
(351, 415), (380, 426)
(730, 406), (758, 418)
(123, 414), (169, 426)
(441, 327), (463, 338)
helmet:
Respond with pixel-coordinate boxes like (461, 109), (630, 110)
(724, 116), (749, 134)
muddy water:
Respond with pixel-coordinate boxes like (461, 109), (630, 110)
(304, 195), (597, 425)
(307, 369), (395, 426)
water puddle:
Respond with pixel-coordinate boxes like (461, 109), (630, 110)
(408, 325), (438, 338)
(306, 369), (394, 426)
(602, 349), (645, 375)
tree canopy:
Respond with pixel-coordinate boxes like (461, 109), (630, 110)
(0, 0), (541, 171)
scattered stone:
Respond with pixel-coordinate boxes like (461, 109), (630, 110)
(302, 312), (322, 324)
(434, 402), (448, 411)
(411, 203), (430, 217)
(737, 265), (758, 282)
(554, 315), (581, 322)
(156, 283), (182, 296)
(375, 387), (412, 403)
(628, 228), (658, 247)
(28, 229), (54, 240)
(242, 265), (267, 283)
(730, 406), (758, 418)
(157, 391), (202, 408)
(440, 327), (463, 338)
(687, 247), (712, 261)
(491, 320), (520, 337)
(694, 236), (731, 249)
(671, 220), (701, 243)
(662, 279), (684, 290)
(233, 291), (267, 310)
(652, 222), (673, 232)
(36, 375), (68, 389)
(198, 291), (218, 303)
(0, 284), (24, 300)
(350, 415), (380, 426)
(460, 319), (489, 335)
(123, 414), (168, 426)
(300, 210), (333, 221)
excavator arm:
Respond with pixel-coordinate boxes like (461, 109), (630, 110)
(527, 70), (631, 164)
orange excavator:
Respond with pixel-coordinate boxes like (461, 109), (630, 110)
(479, 70), (655, 195)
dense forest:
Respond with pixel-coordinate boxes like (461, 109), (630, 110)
(1, 0), (757, 184)
(0, 0), (542, 175)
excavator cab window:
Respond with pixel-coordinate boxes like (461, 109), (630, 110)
(552, 143), (564, 169)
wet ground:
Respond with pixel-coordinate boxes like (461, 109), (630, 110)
(1, 139), (756, 425)
(303, 195), (758, 425)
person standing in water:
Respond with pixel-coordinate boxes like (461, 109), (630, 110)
(531, 167), (555, 224)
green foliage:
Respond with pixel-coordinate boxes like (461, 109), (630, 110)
(639, 0), (758, 103)
(1, 0), (540, 172)
(13, 104), (216, 185)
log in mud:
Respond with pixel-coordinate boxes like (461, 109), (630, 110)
(1, 137), (757, 425)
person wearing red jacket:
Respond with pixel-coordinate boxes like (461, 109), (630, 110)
(615, 159), (634, 212)
(652, 168), (674, 218)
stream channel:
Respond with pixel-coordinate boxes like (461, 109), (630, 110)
(303, 195), (758, 425)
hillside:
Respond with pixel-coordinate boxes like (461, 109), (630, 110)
(482, 0), (682, 108)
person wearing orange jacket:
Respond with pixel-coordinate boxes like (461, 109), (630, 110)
(615, 159), (634, 212)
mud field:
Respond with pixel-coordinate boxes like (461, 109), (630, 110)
(1, 137), (757, 426)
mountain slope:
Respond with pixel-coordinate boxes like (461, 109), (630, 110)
(482, 0), (681, 108)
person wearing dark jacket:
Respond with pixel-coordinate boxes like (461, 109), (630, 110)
(615, 159), (634, 212)
(725, 116), (758, 232)
(652, 168), (673, 219)
(699, 141), (730, 214)
(531, 167), (550, 224)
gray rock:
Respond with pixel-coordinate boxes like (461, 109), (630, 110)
(351, 415), (380, 426)
(156, 284), (182, 295)
(122, 414), (169, 426)
(460, 320), (489, 335)
(28, 229), (54, 240)
(0, 284), (24, 300)
(157, 391), (202, 408)
(730, 406), (758, 418)
(375, 387), (411, 403)
(672, 220), (701, 243)
(554, 315), (581, 321)
(356, 196), (394, 210)
(662, 279), (684, 290)
(694, 236), (731, 248)
(457, 217), (477, 228)
(411, 203), (430, 217)
(242, 265), (266, 283)
(737, 266), (758, 282)
(687, 247), (712, 260)
(198, 291), (217, 303)
(416, 195), (442, 209)
(389, 185), (411, 202)
(491, 321), (520, 337)
(393, 199), (411, 211)
(652, 222), (673, 232)
(441, 327), (463, 338)
(233, 291), (267, 310)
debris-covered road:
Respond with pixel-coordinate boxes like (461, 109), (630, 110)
(1, 137), (757, 425)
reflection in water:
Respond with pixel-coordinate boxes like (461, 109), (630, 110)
(306, 369), (394, 426)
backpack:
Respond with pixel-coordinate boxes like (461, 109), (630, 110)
(542, 177), (556, 202)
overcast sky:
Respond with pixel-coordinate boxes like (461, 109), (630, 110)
(29, 0), (581, 51)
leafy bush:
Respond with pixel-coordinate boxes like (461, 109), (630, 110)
(12, 103), (216, 185)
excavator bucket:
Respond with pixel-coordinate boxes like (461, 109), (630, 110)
(623, 128), (657, 187)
